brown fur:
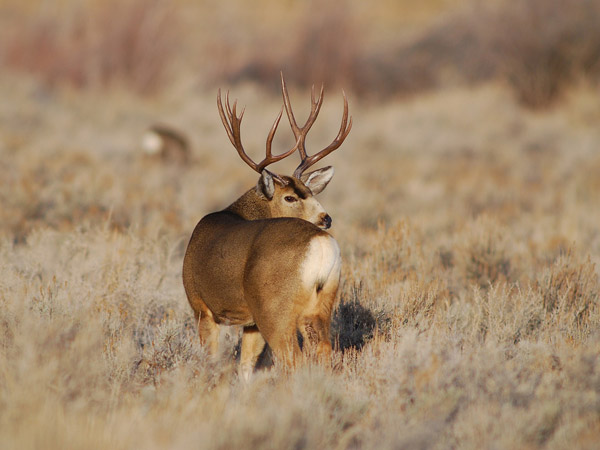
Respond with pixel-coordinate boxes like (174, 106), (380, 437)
(182, 170), (340, 376)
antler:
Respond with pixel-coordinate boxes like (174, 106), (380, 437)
(280, 72), (353, 179)
(217, 89), (298, 177)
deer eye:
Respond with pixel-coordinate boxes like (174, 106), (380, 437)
(284, 195), (298, 203)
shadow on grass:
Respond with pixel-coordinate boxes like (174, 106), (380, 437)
(331, 291), (378, 352)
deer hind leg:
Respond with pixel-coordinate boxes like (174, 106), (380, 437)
(192, 301), (220, 358)
(252, 313), (300, 370)
(266, 332), (301, 369)
(239, 325), (266, 381)
(299, 262), (340, 362)
(298, 291), (336, 363)
(298, 235), (341, 362)
(299, 313), (332, 361)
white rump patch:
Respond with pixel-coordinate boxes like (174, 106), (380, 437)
(141, 131), (162, 155)
(301, 235), (341, 292)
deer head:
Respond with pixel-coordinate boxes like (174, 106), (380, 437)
(217, 73), (352, 229)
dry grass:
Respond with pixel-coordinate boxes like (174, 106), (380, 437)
(2, 71), (599, 448)
(1, 0), (600, 448)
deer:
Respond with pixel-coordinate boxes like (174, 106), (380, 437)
(141, 123), (190, 164)
(182, 74), (352, 380)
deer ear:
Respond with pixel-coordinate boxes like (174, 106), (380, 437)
(301, 166), (334, 195)
(256, 170), (276, 200)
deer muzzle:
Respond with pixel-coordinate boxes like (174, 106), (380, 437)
(320, 213), (332, 230)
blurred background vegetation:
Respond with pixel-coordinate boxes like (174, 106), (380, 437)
(2, 0), (599, 107)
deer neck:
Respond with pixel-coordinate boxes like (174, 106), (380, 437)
(224, 188), (272, 221)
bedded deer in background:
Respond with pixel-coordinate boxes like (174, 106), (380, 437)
(182, 74), (352, 379)
(141, 123), (190, 164)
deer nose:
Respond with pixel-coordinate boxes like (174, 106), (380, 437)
(321, 214), (332, 229)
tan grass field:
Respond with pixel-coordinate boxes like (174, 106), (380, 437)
(1, 1), (600, 449)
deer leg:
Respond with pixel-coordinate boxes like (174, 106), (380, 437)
(299, 268), (339, 362)
(239, 325), (266, 381)
(194, 304), (220, 358)
(299, 314), (332, 361)
(267, 332), (301, 369)
(254, 318), (300, 369)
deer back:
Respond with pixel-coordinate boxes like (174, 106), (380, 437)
(183, 172), (337, 325)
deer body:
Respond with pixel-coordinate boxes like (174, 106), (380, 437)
(185, 216), (337, 326)
(182, 75), (351, 378)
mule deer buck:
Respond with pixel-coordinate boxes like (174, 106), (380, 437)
(182, 74), (352, 379)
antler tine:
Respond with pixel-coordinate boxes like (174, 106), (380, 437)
(217, 89), (257, 171)
(259, 106), (299, 172)
(264, 107), (283, 160)
(281, 73), (325, 163)
(281, 73), (300, 136)
(288, 84), (352, 179)
(217, 87), (299, 177)
(217, 89), (234, 144)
